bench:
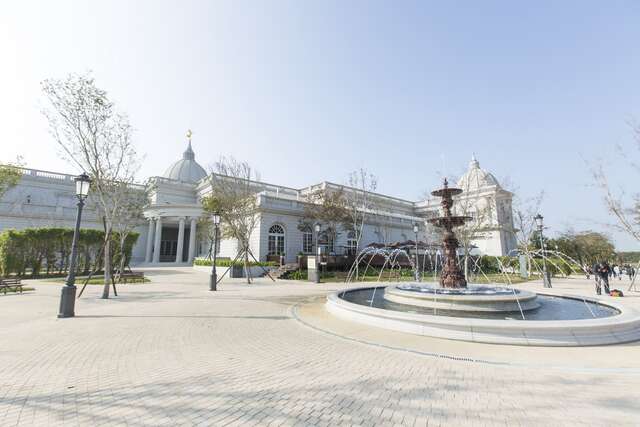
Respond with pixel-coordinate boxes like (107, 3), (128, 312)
(119, 272), (145, 284)
(0, 278), (23, 295)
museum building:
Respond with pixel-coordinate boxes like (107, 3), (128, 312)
(0, 140), (517, 265)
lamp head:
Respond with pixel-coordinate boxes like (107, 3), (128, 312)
(534, 213), (544, 228)
(75, 172), (91, 200)
(212, 212), (221, 225)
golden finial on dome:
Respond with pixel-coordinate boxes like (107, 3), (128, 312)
(186, 129), (193, 141)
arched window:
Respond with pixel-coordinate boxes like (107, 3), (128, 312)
(346, 231), (357, 256)
(268, 224), (285, 255)
(301, 225), (313, 254)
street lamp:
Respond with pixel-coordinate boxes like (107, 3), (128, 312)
(413, 223), (420, 282)
(209, 212), (221, 291)
(534, 213), (552, 288)
(58, 172), (91, 318)
(314, 223), (321, 283)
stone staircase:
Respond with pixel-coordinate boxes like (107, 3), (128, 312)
(271, 263), (299, 280)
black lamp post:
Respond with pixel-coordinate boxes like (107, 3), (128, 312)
(209, 212), (220, 291)
(58, 172), (91, 318)
(314, 223), (321, 283)
(413, 223), (420, 282)
(534, 213), (552, 288)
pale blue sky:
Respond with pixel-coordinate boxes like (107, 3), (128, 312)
(1, 1), (639, 248)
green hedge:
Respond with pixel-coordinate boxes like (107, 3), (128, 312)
(0, 227), (138, 278)
(473, 255), (581, 277)
(193, 258), (277, 267)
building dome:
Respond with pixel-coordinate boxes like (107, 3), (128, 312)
(163, 141), (207, 183)
(457, 155), (500, 190)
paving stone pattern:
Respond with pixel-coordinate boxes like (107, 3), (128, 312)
(0, 268), (638, 426)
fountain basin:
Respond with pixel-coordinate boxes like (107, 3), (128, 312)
(326, 286), (640, 346)
(384, 283), (540, 312)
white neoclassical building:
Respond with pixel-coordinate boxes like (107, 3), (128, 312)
(0, 141), (517, 266)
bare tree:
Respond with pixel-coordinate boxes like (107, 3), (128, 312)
(510, 190), (545, 273)
(591, 122), (640, 243)
(112, 181), (150, 281)
(41, 72), (140, 298)
(344, 169), (378, 251)
(299, 185), (350, 254)
(203, 157), (261, 284)
(454, 179), (494, 279)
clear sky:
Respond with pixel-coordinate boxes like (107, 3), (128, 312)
(2, 0), (639, 249)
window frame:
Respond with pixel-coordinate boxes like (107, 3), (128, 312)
(268, 224), (286, 256)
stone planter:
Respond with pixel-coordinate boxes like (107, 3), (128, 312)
(229, 265), (244, 278)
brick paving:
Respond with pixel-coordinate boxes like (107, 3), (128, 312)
(0, 268), (639, 426)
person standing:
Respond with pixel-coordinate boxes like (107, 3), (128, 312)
(599, 262), (611, 295)
(592, 262), (602, 295)
(613, 264), (621, 280)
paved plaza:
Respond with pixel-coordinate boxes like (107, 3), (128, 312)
(1, 268), (639, 426)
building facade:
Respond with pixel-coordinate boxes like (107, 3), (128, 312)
(0, 142), (517, 265)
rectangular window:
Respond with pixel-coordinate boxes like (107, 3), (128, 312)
(303, 232), (313, 253)
(268, 236), (285, 255)
(327, 236), (334, 254)
(346, 239), (357, 256)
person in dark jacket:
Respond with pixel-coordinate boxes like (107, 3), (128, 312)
(599, 262), (611, 295)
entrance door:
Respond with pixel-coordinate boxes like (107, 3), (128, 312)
(160, 240), (177, 261)
(159, 227), (179, 262)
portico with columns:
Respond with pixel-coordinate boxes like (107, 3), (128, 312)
(144, 212), (202, 264)
(141, 132), (207, 265)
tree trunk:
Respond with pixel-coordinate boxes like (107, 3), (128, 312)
(244, 244), (251, 284)
(102, 232), (111, 299)
(464, 252), (469, 280)
(117, 237), (126, 282)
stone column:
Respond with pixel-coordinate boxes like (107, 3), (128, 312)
(187, 217), (197, 263)
(152, 217), (163, 263)
(145, 218), (155, 263)
(176, 217), (185, 263)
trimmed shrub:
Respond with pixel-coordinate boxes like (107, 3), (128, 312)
(0, 227), (138, 278)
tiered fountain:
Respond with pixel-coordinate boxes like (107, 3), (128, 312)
(326, 179), (640, 346)
(383, 179), (540, 313)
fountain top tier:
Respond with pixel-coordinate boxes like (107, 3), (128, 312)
(428, 178), (471, 224)
(427, 178), (470, 288)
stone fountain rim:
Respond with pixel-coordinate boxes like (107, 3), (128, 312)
(329, 286), (633, 326)
(326, 286), (640, 346)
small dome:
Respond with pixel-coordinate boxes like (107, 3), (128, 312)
(457, 155), (500, 190)
(163, 141), (207, 183)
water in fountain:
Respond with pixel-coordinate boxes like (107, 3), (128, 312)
(337, 178), (625, 320)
